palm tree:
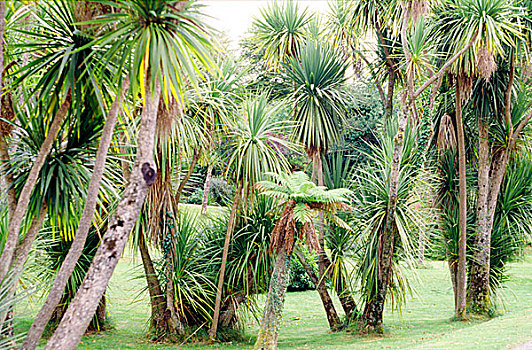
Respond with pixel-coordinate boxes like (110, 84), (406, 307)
(44, 1), (215, 349)
(283, 39), (349, 328)
(433, 0), (524, 318)
(209, 94), (293, 340)
(251, 1), (312, 72)
(353, 123), (422, 332)
(253, 171), (351, 350)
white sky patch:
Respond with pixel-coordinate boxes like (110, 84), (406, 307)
(200, 1), (330, 48)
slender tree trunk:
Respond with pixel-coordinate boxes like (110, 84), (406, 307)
(454, 78), (468, 320)
(209, 183), (242, 341)
(138, 230), (168, 335)
(11, 203), (47, 277)
(0, 92), (72, 284)
(314, 153), (342, 330)
(175, 149), (200, 204)
(254, 248), (291, 350)
(43, 77), (161, 350)
(201, 164), (213, 215)
(321, 254), (358, 321)
(22, 78), (129, 350)
(294, 247), (339, 326)
(385, 69), (395, 120)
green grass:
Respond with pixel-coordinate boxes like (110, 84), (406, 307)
(15, 251), (532, 350)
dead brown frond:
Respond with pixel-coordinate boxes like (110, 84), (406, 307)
(157, 95), (183, 141)
(301, 221), (320, 253)
(0, 92), (15, 138)
(458, 74), (474, 104)
(477, 45), (497, 81)
(75, 1), (114, 33)
(437, 113), (457, 152)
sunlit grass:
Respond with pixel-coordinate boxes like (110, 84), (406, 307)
(16, 247), (532, 349)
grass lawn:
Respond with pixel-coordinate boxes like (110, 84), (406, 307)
(14, 206), (532, 349)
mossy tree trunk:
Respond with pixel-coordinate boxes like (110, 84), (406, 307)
(255, 248), (292, 350)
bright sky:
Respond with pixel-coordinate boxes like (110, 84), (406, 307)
(200, 1), (330, 48)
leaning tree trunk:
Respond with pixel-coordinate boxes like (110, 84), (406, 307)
(254, 248), (292, 350)
(0, 91), (71, 284)
(209, 184), (243, 341)
(44, 77), (161, 350)
(454, 78), (468, 320)
(201, 164), (213, 215)
(313, 152), (342, 330)
(22, 78), (129, 350)
(175, 149), (200, 204)
(321, 253), (358, 321)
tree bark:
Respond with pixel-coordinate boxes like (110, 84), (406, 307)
(0, 92), (72, 284)
(22, 78), (129, 350)
(254, 248), (291, 350)
(454, 78), (468, 320)
(43, 77), (161, 350)
(209, 184), (242, 341)
(201, 164), (213, 215)
(468, 117), (491, 313)
(138, 229), (168, 335)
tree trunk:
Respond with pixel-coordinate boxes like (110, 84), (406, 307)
(0, 92), (72, 284)
(254, 248), (291, 350)
(314, 153), (342, 330)
(50, 294), (107, 333)
(385, 69), (395, 120)
(362, 99), (408, 331)
(454, 78), (468, 320)
(294, 247), (355, 323)
(201, 164), (213, 215)
(468, 117), (491, 313)
(468, 149), (508, 313)
(138, 229), (169, 335)
(22, 78), (129, 350)
(321, 254), (358, 321)
(209, 184), (242, 341)
(11, 203), (47, 277)
(175, 149), (200, 204)
(43, 77), (161, 350)
(362, 226), (395, 333)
